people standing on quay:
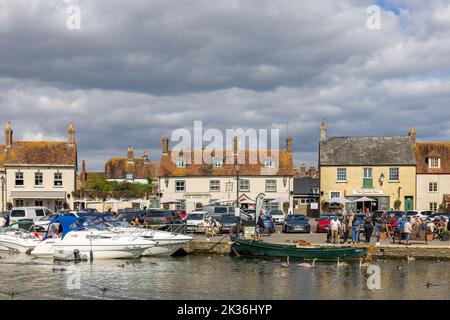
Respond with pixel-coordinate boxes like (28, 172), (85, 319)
(351, 212), (360, 244)
(373, 212), (382, 246)
(330, 216), (341, 244)
(256, 214), (265, 242)
(363, 209), (373, 243)
(403, 218), (412, 246)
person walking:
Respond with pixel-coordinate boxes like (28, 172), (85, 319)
(403, 218), (412, 245)
(342, 213), (350, 244)
(256, 214), (265, 242)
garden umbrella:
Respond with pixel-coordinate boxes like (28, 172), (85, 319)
(240, 199), (256, 205)
(186, 198), (204, 203)
(353, 197), (377, 211)
(324, 197), (353, 205)
(213, 199), (234, 204)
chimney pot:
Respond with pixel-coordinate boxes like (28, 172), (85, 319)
(162, 137), (169, 155)
(5, 121), (13, 148)
(320, 121), (327, 141)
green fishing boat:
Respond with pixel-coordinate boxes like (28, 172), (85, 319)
(231, 238), (370, 260)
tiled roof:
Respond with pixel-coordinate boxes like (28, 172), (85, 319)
(320, 136), (416, 166)
(414, 142), (450, 174)
(105, 157), (159, 180)
(4, 141), (77, 166)
(159, 149), (296, 177)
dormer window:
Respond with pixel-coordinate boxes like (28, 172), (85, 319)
(264, 160), (275, 168)
(176, 160), (186, 168)
(213, 159), (223, 168)
(429, 158), (440, 169)
(126, 173), (133, 181)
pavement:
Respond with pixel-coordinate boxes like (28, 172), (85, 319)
(192, 219), (450, 248)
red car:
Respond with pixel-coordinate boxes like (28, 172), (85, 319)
(316, 214), (339, 233)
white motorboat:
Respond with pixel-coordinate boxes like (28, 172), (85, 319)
(0, 225), (41, 254)
(86, 213), (193, 256)
(31, 216), (156, 260)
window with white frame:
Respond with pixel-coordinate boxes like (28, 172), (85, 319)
(35, 200), (43, 207)
(15, 172), (24, 186)
(55, 200), (64, 210)
(429, 158), (440, 169)
(389, 168), (399, 181)
(35, 172), (43, 186)
(363, 168), (373, 179)
(175, 180), (185, 192)
(312, 188), (320, 194)
(15, 199), (24, 207)
(213, 159), (223, 168)
(331, 192), (341, 198)
(265, 180), (277, 192)
(176, 160), (186, 168)
(126, 173), (133, 181)
(210, 180), (220, 192)
(54, 172), (63, 186)
(428, 182), (438, 192)
(239, 179), (250, 192)
(337, 168), (347, 182)
(429, 202), (438, 212)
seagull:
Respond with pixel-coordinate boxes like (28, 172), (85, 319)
(299, 258), (317, 268)
(281, 257), (290, 267)
(407, 254), (416, 262)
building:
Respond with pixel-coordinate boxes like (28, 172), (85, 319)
(158, 136), (296, 213)
(293, 176), (320, 216)
(75, 148), (160, 211)
(1, 121), (77, 211)
(319, 122), (417, 212)
(414, 141), (450, 212)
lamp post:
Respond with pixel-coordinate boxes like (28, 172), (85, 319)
(235, 161), (241, 209)
(1, 176), (4, 212)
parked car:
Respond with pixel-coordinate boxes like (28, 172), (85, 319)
(218, 214), (242, 233)
(9, 207), (52, 224)
(385, 211), (406, 219)
(164, 210), (184, 224)
(145, 210), (176, 225)
(117, 210), (145, 224)
(282, 214), (310, 233)
(316, 213), (338, 233)
(34, 214), (60, 232)
(186, 211), (209, 233)
(270, 210), (285, 224)
(203, 205), (235, 220)
(263, 214), (276, 234)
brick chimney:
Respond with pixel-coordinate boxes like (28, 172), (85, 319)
(320, 121), (327, 141)
(233, 136), (238, 156)
(143, 150), (149, 161)
(286, 136), (293, 154)
(81, 160), (87, 185)
(127, 147), (134, 160)
(68, 122), (75, 145)
(162, 137), (169, 155)
(409, 128), (416, 145)
(5, 121), (12, 148)
(309, 164), (316, 177)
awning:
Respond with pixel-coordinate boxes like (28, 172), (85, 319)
(10, 191), (67, 199)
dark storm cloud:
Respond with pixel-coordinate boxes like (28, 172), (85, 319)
(0, 0), (450, 170)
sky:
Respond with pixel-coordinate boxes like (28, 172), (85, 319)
(1, 0), (450, 171)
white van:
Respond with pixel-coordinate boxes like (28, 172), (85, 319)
(9, 207), (52, 224)
(186, 211), (209, 233)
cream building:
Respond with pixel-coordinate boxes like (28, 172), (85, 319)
(319, 122), (417, 212)
(414, 142), (450, 212)
(158, 137), (296, 213)
(1, 121), (78, 212)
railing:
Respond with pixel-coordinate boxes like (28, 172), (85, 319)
(141, 223), (188, 235)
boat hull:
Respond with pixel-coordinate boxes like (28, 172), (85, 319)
(53, 246), (146, 260)
(232, 239), (369, 260)
(0, 236), (40, 254)
(142, 243), (185, 256)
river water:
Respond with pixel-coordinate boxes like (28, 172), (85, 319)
(0, 252), (449, 300)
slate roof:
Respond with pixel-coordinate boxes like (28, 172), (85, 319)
(320, 136), (416, 166)
(414, 142), (450, 174)
(160, 149), (296, 177)
(3, 141), (77, 166)
(293, 177), (320, 195)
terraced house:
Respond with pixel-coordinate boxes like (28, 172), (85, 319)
(1, 121), (77, 211)
(414, 141), (450, 213)
(158, 136), (296, 213)
(319, 122), (417, 212)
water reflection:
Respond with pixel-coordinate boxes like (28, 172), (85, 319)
(0, 252), (449, 300)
